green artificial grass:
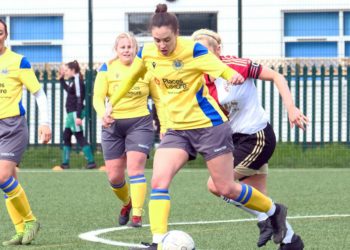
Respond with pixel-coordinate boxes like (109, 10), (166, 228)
(0, 168), (348, 249)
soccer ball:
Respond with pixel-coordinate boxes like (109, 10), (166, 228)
(162, 230), (195, 250)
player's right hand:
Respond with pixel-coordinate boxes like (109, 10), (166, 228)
(102, 102), (114, 128)
(288, 106), (309, 130)
(39, 124), (52, 144)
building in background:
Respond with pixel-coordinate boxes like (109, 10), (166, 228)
(1, 0), (349, 144)
(1, 0), (349, 66)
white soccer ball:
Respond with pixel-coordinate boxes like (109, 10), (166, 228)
(162, 230), (195, 250)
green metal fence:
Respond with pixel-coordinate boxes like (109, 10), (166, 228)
(24, 65), (350, 148)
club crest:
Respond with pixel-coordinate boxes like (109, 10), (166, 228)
(172, 60), (183, 70)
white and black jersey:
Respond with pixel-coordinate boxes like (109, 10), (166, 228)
(206, 56), (268, 135)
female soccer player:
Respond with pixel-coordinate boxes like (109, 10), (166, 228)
(107, 4), (289, 249)
(93, 32), (154, 227)
(0, 19), (51, 245)
(192, 28), (307, 250)
(59, 60), (96, 169)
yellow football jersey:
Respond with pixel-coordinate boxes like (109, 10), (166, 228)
(93, 59), (150, 119)
(110, 37), (238, 130)
(0, 48), (41, 119)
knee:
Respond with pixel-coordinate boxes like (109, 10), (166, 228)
(106, 165), (125, 184)
(127, 159), (146, 177)
(74, 132), (87, 147)
(213, 181), (241, 198)
(151, 175), (171, 190)
(0, 168), (13, 184)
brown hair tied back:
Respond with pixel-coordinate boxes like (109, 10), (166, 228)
(0, 19), (8, 36)
(150, 3), (178, 33)
(67, 60), (83, 80)
(155, 4), (167, 13)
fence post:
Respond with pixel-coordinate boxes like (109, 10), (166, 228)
(51, 70), (56, 144)
(270, 66), (274, 129)
(302, 65), (308, 149)
(59, 75), (64, 148)
(278, 65), (283, 142)
(85, 69), (96, 150)
(320, 65), (325, 146)
(311, 65), (316, 147)
(84, 70), (90, 139)
(347, 66), (350, 145)
(26, 86), (31, 128)
(338, 65), (342, 142)
(287, 65), (291, 142)
(295, 64), (300, 144)
(91, 70), (97, 150)
(329, 65), (334, 143)
(34, 70), (40, 145)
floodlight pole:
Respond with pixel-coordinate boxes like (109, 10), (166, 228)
(87, 0), (96, 149)
(238, 0), (242, 57)
(88, 0), (93, 72)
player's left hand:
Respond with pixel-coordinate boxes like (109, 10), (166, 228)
(76, 118), (83, 126)
(227, 73), (245, 85)
(39, 124), (52, 144)
(288, 106), (309, 130)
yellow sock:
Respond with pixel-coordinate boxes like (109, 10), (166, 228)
(129, 174), (147, 217)
(5, 195), (25, 233)
(0, 177), (36, 222)
(149, 189), (170, 243)
(234, 184), (273, 212)
(110, 180), (130, 205)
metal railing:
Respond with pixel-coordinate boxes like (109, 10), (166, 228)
(23, 65), (350, 149)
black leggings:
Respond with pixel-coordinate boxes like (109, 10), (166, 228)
(63, 128), (88, 147)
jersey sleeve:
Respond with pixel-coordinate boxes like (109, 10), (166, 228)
(192, 43), (238, 80)
(93, 63), (109, 118)
(74, 76), (84, 118)
(221, 55), (262, 80)
(18, 57), (42, 94)
(109, 49), (147, 107)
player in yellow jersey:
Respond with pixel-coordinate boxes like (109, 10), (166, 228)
(107, 4), (289, 249)
(0, 19), (51, 245)
(93, 32), (154, 227)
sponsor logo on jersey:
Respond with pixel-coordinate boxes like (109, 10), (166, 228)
(172, 59), (183, 70)
(222, 101), (239, 112)
(115, 73), (120, 79)
(0, 82), (8, 94)
(152, 62), (156, 69)
(162, 78), (187, 90)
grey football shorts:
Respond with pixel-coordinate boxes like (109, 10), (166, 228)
(101, 114), (154, 160)
(158, 121), (234, 161)
(0, 116), (28, 164)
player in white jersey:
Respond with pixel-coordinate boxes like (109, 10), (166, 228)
(192, 29), (308, 250)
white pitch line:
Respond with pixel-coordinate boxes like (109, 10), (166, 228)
(78, 214), (350, 248)
(17, 168), (350, 173)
